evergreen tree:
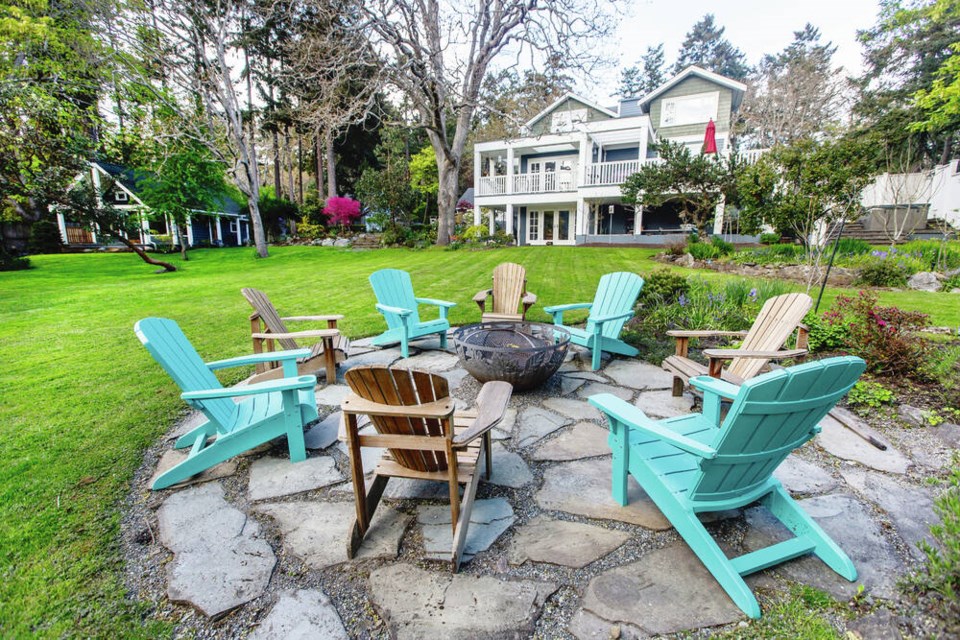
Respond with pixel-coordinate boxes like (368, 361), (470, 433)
(618, 44), (666, 97)
(674, 14), (750, 80)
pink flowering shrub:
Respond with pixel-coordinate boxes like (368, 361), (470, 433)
(323, 197), (362, 228)
(826, 290), (930, 377)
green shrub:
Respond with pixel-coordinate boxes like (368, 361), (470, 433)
(710, 236), (734, 255)
(26, 217), (64, 254)
(461, 225), (489, 241)
(0, 244), (30, 271)
(637, 270), (689, 305)
(688, 242), (721, 260)
(834, 238), (872, 255)
(847, 380), (895, 408)
(732, 243), (805, 265)
(759, 232), (781, 245)
(900, 239), (960, 271)
(943, 274), (960, 291)
(857, 260), (909, 287)
(295, 220), (325, 240)
(804, 314), (850, 352)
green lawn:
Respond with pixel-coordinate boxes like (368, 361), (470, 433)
(1, 245), (956, 636)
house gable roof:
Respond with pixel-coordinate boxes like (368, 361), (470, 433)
(638, 66), (747, 111)
(524, 92), (619, 130)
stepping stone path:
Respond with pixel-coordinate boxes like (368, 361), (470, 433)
(157, 483), (275, 617)
(134, 344), (941, 637)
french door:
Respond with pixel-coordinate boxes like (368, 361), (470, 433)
(527, 209), (574, 245)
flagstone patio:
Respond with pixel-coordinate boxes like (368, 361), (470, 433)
(122, 334), (946, 638)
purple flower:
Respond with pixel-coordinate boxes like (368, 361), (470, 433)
(749, 288), (758, 299)
(678, 293), (687, 307)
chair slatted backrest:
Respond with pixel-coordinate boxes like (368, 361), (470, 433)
(370, 269), (421, 328)
(491, 262), (526, 316)
(585, 272), (644, 339)
(241, 288), (298, 351)
(690, 357), (865, 503)
(134, 318), (239, 429)
(728, 293), (812, 381)
(344, 366), (450, 472)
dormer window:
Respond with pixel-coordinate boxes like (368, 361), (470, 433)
(551, 108), (587, 133)
(661, 91), (719, 127)
(115, 191), (129, 203)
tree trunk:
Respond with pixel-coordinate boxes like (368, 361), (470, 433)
(273, 128), (282, 198)
(178, 223), (189, 260)
(285, 124), (295, 205)
(315, 134), (325, 198)
(297, 132), (303, 204)
(940, 135), (952, 166)
(325, 128), (337, 199)
(116, 235), (176, 272)
(435, 157), (459, 245)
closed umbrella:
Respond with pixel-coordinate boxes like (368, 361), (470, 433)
(703, 118), (717, 154)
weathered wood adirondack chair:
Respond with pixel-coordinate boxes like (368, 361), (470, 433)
(341, 366), (512, 571)
(241, 287), (350, 384)
(369, 269), (456, 358)
(662, 292), (811, 396)
(589, 356), (866, 618)
(544, 272), (644, 370)
(472, 262), (537, 322)
(135, 318), (319, 490)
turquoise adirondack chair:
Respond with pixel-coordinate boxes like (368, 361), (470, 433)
(589, 356), (866, 619)
(544, 272), (644, 370)
(369, 269), (456, 358)
(135, 318), (319, 490)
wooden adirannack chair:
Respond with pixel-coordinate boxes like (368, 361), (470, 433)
(544, 272), (644, 370)
(472, 262), (537, 322)
(242, 288), (350, 384)
(589, 356), (866, 618)
(135, 318), (318, 490)
(369, 269), (456, 358)
(662, 293), (812, 397)
(341, 366), (512, 571)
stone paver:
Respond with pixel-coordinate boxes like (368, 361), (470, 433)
(578, 382), (632, 401)
(773, 454), (838, 496)
(445, 368), (470, 392)
(531, 422), (610, 461)
(816, 413), (911, 474)
(158, 483), (275, 617)
(542, 397), (602, 421)
(570, 543), (743, 638)
(514, 407), (571, 448)
(560, 376), (587, 395)
(841, 468), (940, 560)
(604, 360), (674, 390)
(562, 370), (607, 382)
(490, 408), (516, 441)
(256, 501), (409, 568)
(247, 455), (343, 501)
(304, 412), (341, 450)
(150, 450), (237, 489)
(340, 348), (401, 372)
(634, 389), (696, 419)
(536, 458), (671, 530)
(249, 590), (348, 640)
(743, 493), (905, 600)
(368, 563), (557, 639)
(420, 498), (515, 561)
(394, 350), (460, 372)
(314, 384), (353, 407)
(508, 516), (629, 568)
(486, 443), (533, 488)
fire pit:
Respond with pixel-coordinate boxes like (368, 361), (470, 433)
(452, 322), (571, 391)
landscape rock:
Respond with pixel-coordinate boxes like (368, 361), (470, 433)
(930, 422), (960, 448)
(157, 483), (275, 617)
(531, 422), (611, 461)
(816, 414), (911, 474)
(249, 590), (348, 640)
(420, 498), (515, 561)
(247, 455), (343, 501)
(536, 458), (671, 530)
(571, 543), (743, 638)
(604, 360), (674, 390)
(508, 516), (629, 568)
(368, 563), (557, 639)
(490, 407), (516, 441)
(846, 609), (904, 640)
(394, 350), (460, 372)
(773, 454), (838, 495)
(897, 404), (926, 427)
(486, 443), (533, 488)
(304, 412), (341, 450)
(321, 238), (334, 247)
(514, 407), (571, 448)
(907, 271), (941, 292)
(560, 376), (587, 395)
(333, 237), (351, 247)
(634, 390), (696, 419)
(256, 501), (409, 568)
(340, 349), (401, 372)
(676, 253), (695, 268)
(150, 449), (237, 489)
(543, 397), (602, 421)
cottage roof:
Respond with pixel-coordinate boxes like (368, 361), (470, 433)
(638, 66), (747, 111)
(523, 92), (618, 130)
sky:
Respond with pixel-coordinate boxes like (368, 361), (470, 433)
(590, 0), (883, 100)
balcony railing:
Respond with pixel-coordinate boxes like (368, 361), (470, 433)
(740, 148), (769, 165)
(582, 160), (644, 186)
(513, 171), (575, 194)
(477, 175), (507, 196)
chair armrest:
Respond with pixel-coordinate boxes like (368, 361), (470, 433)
(522, 292), (537, 305)
(376, 303), (412, 317)
(666, 330), (750, 338)
(182, 375), (316, 400)
(453, 381), (512, 445)
(206, 349), (312, 370)
(251, 329), (339, 341)
(473, 289), (492, 303)
(588, 394), (717, 459)
(701, 348), (807, 361)
(415, 297), (457, 309)
(282, 315), (344, 322)
(341, 394), (454, 419)
(589, 310), (633, 325)
(543, 302), (591, 314)
(689, 375), (741, 400)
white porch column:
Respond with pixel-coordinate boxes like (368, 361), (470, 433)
(489, 209), (496, 236)
(578, 133), (590, 187)
(505, 203), (514, 237)
(473, 204), (481, 226)
(186, 215), (195, 246)
(56, 212), (68, 244)
(214, 216), (222, 245)
(575, 198), (586, 237)
(474, 146), (481, 201)
(506, 147), (515, 194)
(139, 209), (150, 244)
(634, 205), (644, 235)
(712, 195), (726, 235)
(235, 219), (242, 245)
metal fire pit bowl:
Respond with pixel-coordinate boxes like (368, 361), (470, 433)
(452, 322), (571, 391)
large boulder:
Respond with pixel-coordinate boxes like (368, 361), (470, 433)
(907, 271), (941, 292)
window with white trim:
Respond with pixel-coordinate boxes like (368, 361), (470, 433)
(229, 220), (238, 233)
(528, 211), (540, 241)
(114, 191), (128, 202)
(660, 92), (719, 127)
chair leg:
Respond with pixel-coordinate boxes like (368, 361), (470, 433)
(672, 376), (685, 397)
(439, 330), (448, 350)
(349, 474), (389, 558)
(153, 434), (260, 489)
(173, 422), (217, 449)
(762, 485), (857, 581)
(400, 333), (409, 358)
(609, 420), (630, 506)
(282, 389), (307, 462)
(451, 441), (484, 572)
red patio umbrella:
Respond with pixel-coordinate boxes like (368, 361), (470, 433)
(703, 118), (717, 154)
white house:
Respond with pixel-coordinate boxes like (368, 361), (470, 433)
(473, 66), (751, 245)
